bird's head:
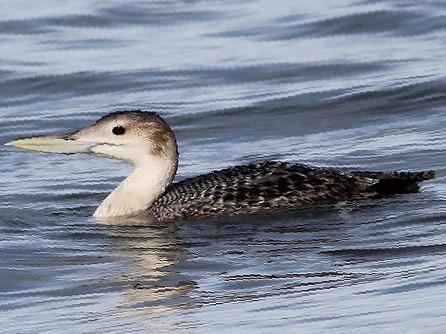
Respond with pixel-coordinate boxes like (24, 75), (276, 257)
(6, 110), (178, 167)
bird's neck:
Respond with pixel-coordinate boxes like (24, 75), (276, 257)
(93, 154), (177, 218)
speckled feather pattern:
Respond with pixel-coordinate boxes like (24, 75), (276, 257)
(148, 161), (435, 221)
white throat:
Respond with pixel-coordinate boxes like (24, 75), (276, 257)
(93, 154), (177, 217)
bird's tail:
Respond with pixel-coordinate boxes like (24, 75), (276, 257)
(352, 170), (436, 196)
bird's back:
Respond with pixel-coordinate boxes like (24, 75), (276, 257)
(149, 161), (434, 221)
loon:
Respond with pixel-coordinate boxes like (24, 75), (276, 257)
(6, 110), (435, 220)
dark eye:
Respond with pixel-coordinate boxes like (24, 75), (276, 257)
(112, 126), (125, 135)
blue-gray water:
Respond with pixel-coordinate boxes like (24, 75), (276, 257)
(1, 1), (446, 333)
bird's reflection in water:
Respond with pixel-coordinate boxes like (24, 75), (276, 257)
(92, 201), (408, 316)
(95, 212), (196, 314)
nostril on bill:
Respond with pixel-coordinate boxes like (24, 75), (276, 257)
(62, 131), (78, 141)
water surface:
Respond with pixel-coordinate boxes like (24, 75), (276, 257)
(1, 0), (446, 333)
